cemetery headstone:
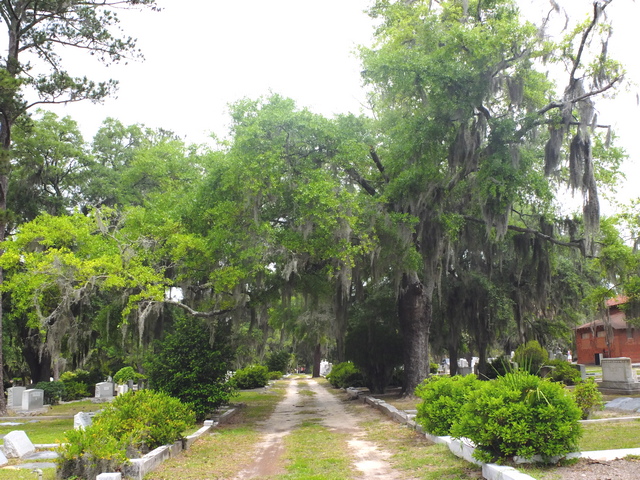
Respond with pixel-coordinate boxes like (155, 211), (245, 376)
(7, 386), (26, 409)
(21, 389), (44, 411)
(600, 357), (640, 393)
(95, 381), (115, 399)
(3, 430), (36, 458)
(74, 411), (95, 430)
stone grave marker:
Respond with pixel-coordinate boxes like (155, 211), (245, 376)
(95, 381), (115, 399)
(22, 389), (44, 410)
(7, 386), (26, 409)
(74, 411), (95, 430)
(4, 430), (36, 458)
(600, 357), (640, 393)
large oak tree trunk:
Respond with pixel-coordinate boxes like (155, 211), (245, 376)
(22, 329), (52, 384)
(398, 272), (431, 394)
(312, 343), (321, 378)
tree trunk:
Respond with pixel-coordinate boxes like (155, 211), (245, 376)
(398, 272), (431, 394)
(22, 330), (52, 384)
(312, 343), (321, 378)
(334, 283), (349, 363)
(449, 344), (459, 376)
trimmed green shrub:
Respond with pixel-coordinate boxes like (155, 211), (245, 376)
(145, 315), (236, 421)
(113, 366), (144, 385)
(35, 381), (66, 405)
(267, 370), (283, 380)
(233, 365), (269, 389)
(56, 390), (195, 479)
(482, 355), (516, 379)
(546, 360), (582, 386)
(325, 361), (365, 389)
(415, 374), (481, 435)
(451, 371), (582, 463)
(430, 362), (439, 374)
(60, 369), (92, 400)
(513, 340), (548, 374)
(572, 378), (604, 419)
(266, 351), (292, 374)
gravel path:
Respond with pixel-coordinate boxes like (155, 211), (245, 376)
(233, 378), (401, 479)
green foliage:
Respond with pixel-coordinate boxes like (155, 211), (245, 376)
(60, 370), (94, 401)
(325, 362), (365, 389)
(430, 363), (439, 374)
(546, 360), (582, 386)
(57, 390), (193, 479)
(451, 371), (582, 463)
(267, 371), (283, 380)
(113, 366), (144, 385)
(35, 381), (66, 405)
(415, 374), (481, 436)
(513, 341), (549, 375)
(232, 365), (269, 390)
(572, 378), (604, 420)
(483, 355), (516, 380)
(145, 315), (236, 421)
(266, 350), (292, 374)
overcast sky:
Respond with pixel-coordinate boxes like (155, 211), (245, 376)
(46, 0), (639, 207)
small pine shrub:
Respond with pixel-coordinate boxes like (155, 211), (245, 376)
(233, 365), (269, 389)
(415, 374), (481, 435)
(60, 370), (93, 400)
(546, 360), (582, 386)
(325, 362), (365, 389)
(572, 378), (604, 419)
(513, 340), (549, 374)
(451, 371), (582, 463)
(35, 381), (66, 405)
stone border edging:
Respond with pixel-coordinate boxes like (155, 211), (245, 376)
(348, 387), (640, 480)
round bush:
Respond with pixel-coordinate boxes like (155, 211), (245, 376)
(546, 360), (582, 386)
(415, 374), (481, 436)
(451, 371), (582, 463)
(572, 378), (604, 419)
(325, 362), (365, 389)
(513, 340), (548, 374)
(233, 365), (269, 389)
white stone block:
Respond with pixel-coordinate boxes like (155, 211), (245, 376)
(3, 430), (36, 458)
(7, 387), (26, 408)
(74, 411), (94, 430)
(22, 389), (44, 410)
(95, 382), (114, 398)
(96, 474), (122, 480)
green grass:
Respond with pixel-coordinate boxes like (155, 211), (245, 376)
(280, 419), (353, 479)
(0, 418), (72, 444)
(0, 467), (56, 480)
(580, 419), (640, 450)
(46, 400), (104, 416)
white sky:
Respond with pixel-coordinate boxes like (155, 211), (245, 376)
(44, 0), (639, 208)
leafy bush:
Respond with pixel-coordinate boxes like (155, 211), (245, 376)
(325, 362), (365, 389)
(572, 378), (604, 419)
(35, 381), (66, 405)
(546, 359), (582, 386)
(513, 340), (549, 374)
(57, 390), (195, 479)
(451, 371), (582, 463)
(113, 366), (144, 385)
(415, 374), (481, 435)
(233, 365), (269, 389)
(60, 369), (93, 400)
(266, 351), (292, 374)
(430, 362), (439, 374)
(267, 370), (283, 380)
(145, 315), (236, 421)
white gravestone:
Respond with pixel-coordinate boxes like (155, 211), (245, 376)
(95, 381), (115, 399)
(3, 430), (36, 458)
(74, 411), (95, 430)
(21, 389), (44, 410)
(116, 384), (129, 396)
(7, 387), (26, 408)
(600, 357), (640, 392)
(96, 474), (122, 480)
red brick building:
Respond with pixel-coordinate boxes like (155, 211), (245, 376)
(575, 297), (640, 365)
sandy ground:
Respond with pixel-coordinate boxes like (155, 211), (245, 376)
(232, 378), (401, 479)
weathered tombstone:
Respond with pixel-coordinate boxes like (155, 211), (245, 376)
(7, 386), (26, 409)
(95, 381), (115, 399)
(320, 360), (332, 376)
(539, 365), (555, 378)
(458, 366), (472, 376)
(74, 412), (94, 430)
(570, 363), (587, 380)
(96, 473), (122, 480)
(600, 357), (640, 393)
(21, 389), (44, 411)
(116, 384), (129, 396)
(3, 430), (36, 458)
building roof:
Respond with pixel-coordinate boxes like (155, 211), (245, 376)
(576, 310), (628, 331)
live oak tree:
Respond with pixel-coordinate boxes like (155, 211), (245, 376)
(0, 0), (157, 412)
(356, 0), (624, 393)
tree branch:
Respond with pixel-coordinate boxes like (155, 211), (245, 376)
(165, 300), (233, 318)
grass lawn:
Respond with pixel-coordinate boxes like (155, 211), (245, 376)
(0, 418), (71, 444)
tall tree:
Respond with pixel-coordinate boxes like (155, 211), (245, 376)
(0, 0), (157, 412)
(357, 0), (623, 393)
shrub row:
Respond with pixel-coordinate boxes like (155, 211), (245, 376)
(415, 371), (602, 463)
